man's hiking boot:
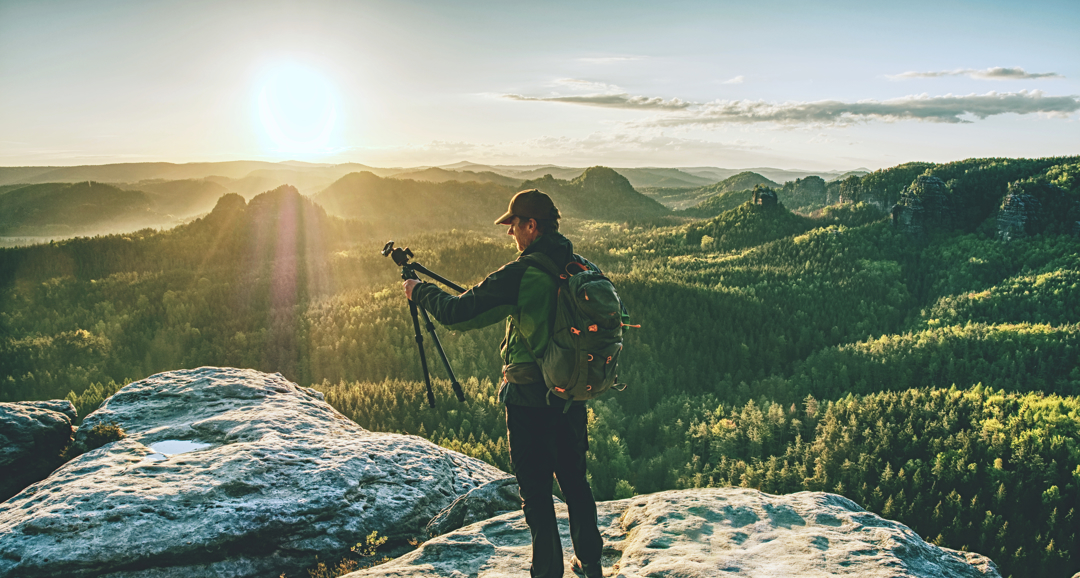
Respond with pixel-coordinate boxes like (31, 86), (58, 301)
(570, 555), (603, 578)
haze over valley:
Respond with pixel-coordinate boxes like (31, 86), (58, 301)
(0, 161), (868, 245)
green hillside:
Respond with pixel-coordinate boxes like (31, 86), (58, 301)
(705, 171), (779, 194)
(520, 166), (671, 222)
(313, 171), (513, 237)
(0, 181), (164, 236)
(645, 171), (779, 210)
(3, 156), (1080, 577)
(611, 167), (716, 188)
(841, 156), (1079, 224)
(678, 188), (754, 217)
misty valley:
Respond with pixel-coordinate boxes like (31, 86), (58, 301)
(2, 156), (1079, 578)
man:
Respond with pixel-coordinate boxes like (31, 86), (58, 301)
(402, 189), (604, 578)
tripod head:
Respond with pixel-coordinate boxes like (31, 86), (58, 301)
(381, 241), (414, 267)
(381, 241), (466, 293)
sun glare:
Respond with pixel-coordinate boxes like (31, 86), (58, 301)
(257, 64), (338, 155)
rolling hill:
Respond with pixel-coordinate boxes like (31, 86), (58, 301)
(519, 166), (672, 222)
(313, 172), (513, 238)
(644, 171), (779, 210)
(0, 181), (166, 236)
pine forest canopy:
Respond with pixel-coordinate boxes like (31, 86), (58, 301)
(2, 155), (1080, 577)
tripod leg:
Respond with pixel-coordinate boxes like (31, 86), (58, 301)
(409, 300), (436, 408)
(417, 305), (465, 403)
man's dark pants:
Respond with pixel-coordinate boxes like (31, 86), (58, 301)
(506, 402), (603, 578)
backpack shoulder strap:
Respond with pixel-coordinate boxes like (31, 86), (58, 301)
(520, 252), (594, 280)
(518, 252), (561, 279)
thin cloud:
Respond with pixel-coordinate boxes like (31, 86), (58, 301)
(889, 67), (1063, 80)
(506, 88), (1079, 126)
(554, 79), (621, 92)
(504, 93), (692, 111)
(577, 56), (646, 64)
(722, 75), (745, 85)
(649, 91), (1080, 126)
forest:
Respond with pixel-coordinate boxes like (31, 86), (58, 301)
(2, 156), (1079, 577)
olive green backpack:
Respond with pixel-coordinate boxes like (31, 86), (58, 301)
(511, 253), (632, 411)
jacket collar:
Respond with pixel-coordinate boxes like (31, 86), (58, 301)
(520, 230), (574, 266)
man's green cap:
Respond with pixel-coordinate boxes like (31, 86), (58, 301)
(495, 189), (560, 225)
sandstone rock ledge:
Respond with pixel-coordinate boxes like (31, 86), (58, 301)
(347, 488), (1000, 578)
(0, 367), (506, 578)
(0, 400), (76, 502)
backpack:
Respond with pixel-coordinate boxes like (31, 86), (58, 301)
(511, 253), (632, 411)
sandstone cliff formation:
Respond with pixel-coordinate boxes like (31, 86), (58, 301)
(997, 179), (1080, 241)
(0, 367), (505, 578)
(891, 176), (952, 236)
(351, 488), (1001, 578)
(0, 400), (76, 502)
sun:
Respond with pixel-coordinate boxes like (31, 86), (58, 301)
(258, 64), (337, 154)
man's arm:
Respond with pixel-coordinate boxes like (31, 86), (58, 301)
(409, 262), (525, 331)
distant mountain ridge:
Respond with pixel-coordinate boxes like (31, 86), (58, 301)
(310, 165), (671, 239)
(389, 167), (523, 187)
(0, 161), (870, 193)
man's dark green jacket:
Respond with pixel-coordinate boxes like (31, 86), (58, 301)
(412, 231), (575, 406)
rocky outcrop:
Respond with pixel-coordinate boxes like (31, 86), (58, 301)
(0, 367), (505, 578)
(997, 179), (1079, 241)
(891, 176), (952, 236)
(348, 488), (1000, 578)
(0, 400), (76, 502)
(997, 190), (1043, 241)
(753, 186), (778, 207)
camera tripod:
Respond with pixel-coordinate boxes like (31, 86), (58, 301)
(381, 241), (467, 407)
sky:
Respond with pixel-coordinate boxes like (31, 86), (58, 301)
(1, 0), (1077, 170)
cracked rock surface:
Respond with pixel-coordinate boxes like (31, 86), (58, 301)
(347, 487), (1000, 578)
(425, 476), (521, 537)
(0, 367), (505, 578)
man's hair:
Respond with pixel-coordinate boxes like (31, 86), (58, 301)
(535, 218), (559, 233)
(533, 206), (561, 233)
